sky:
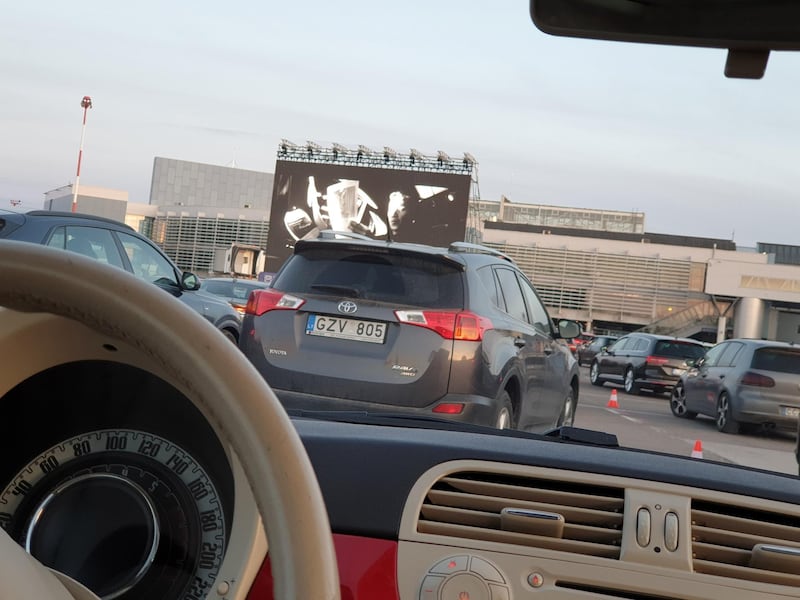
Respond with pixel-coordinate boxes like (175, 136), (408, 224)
(2, 1), (799, 247)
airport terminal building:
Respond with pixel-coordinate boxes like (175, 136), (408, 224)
(46, 156), (800, 344)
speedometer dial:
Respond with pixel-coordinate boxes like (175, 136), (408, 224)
(0, 429), (225, 600)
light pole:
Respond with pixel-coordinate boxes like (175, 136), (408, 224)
(71, 95), (93, 213)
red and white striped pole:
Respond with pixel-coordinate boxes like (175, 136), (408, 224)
(71, 95), (93, 213)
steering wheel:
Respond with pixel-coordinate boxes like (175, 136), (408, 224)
(0, 241), (340, 600)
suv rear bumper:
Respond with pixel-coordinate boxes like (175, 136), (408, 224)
(272, 388), (500, 427)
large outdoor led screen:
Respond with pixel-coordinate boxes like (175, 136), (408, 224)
(265, 160), (471, 270)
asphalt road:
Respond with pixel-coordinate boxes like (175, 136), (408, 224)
(572, 366), (799, 476)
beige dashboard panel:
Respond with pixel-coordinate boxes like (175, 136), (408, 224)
(398, 459), (800, 600)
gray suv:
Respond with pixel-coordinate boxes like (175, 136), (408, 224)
(239, 234), (581, 431)
(0, 210), (241, 342)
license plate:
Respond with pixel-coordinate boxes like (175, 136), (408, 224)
(781, 406), (800, 418)
(305, 314), (386, 344)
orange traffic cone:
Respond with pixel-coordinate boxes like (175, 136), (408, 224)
(691, 440), (704, 459)
(606, 389), (619, 409)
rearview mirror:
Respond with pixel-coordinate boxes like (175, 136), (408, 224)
(529, 0), (800, 78)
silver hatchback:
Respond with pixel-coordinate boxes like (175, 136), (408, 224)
(670, 338), (800, 433)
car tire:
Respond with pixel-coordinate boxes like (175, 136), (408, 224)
(495, 392), (515, 430)
(221, 328), (238, 344)
(670, 383), (697, 419)
(623, 367), (640, 395)
(556, 388), (577, 428)
(589, 362), (604, 386)
(716, 391), (740, 434)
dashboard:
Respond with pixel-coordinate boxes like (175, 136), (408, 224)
(3, 295), (800, 600)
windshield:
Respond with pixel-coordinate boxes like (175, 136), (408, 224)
(5, 2), (800, 483)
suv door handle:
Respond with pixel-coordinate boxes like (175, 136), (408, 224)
(514, 337), (526, 348)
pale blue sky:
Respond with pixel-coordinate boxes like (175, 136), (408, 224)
(2, 1), (799, 246)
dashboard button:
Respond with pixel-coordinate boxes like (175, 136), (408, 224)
(430, 555), (469, 575)
(665, 512), (679, 551)
(636, 508), (652, 547)
(419, 575), (445, 600)
(469, 557), (505, 583)
(440, 573), (489, 600)
(490, 583), (511, 600)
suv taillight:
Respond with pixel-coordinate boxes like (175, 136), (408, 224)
(394, 310), (492, 341)
(740, 371), (775, 388)
(245, 289), (305, 316)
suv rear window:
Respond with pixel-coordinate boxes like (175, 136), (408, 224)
(653, 340), (706, 360)
(274, 248), (464, 308)
(751, 347), (800, 374)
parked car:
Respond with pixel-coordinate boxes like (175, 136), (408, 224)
(0, 209), (241, 342)
(576, 334), (619, 367)
(670, 338), (800, 433)
(200, 276), (270, 316)
(240, 234), (581, 431)
(589, 332), (707, 395)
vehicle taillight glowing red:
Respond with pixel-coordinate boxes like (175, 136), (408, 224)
(245, 289), (305, 316)
(394, 310), (492, 341)
(432, 403), (465, 415)
(646, 356), (669, 366)
(740, 371), (775, 387)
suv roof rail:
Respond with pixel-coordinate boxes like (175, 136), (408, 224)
(316, 230), (375, 241)
(449, 241), (515, 263)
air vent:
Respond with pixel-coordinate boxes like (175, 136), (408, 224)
(417, 471), (625, 559)
(692, 499), (800, 588)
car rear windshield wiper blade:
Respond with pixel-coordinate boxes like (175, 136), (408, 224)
(310, 284), (362, 297)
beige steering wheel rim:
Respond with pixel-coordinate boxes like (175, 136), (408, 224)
(0, 241), (340, 600)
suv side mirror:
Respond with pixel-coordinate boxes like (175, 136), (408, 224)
(557, 320), (581, 340)
(181, 272), (201, 291)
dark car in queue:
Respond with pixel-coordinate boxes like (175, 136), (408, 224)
(201, 277), (270, 316)
(240, 234), (582, 431)
(567, 332), (594, 356)
(576, 334), (619, 367)
(589, 332), (707, 395)
(0, 210), (241, 342)
(670, 338), (800, 434)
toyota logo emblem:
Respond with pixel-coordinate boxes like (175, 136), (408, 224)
(338, 301), (358, 314)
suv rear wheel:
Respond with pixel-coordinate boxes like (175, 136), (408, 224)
(495, 391), (515, 430)
(556, 388), (576, 427)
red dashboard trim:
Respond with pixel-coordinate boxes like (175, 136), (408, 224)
(246, 534), (399, 599)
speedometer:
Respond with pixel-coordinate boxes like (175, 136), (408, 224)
(0, 429), (225, 600)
